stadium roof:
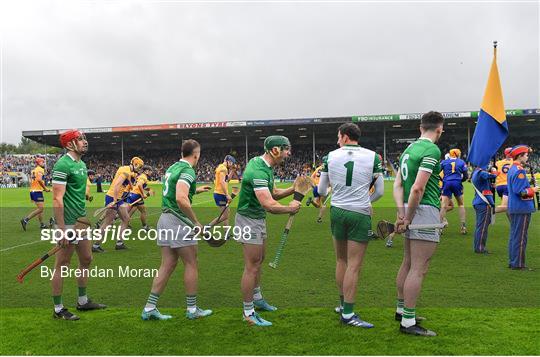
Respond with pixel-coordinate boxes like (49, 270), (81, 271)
(23, 108), (540, 151)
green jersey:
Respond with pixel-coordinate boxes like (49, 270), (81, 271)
(51, 153), (87, 225)
(161, 160), (197, 225)
(237, 156), (274, 220)
(399, 137), (442, 209)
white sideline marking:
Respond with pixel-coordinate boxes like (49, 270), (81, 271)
(193, 198), (214, 206)
(0, 240), (43, 253)
(1, 198), (216, 252)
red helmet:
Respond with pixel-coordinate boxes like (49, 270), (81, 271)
(35, 157), (45, 166)
(509, 145), (531, 159)
(504, 147), (512, 158)
(59, 130), (84, 148)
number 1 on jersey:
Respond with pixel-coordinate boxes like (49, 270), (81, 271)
(344, 161), (354, 186)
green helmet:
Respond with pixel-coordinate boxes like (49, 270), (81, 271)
(264, 135), (291, 152)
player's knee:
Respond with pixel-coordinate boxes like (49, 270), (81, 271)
(165, 258), (179, 271)
(245, 262), (261, 275)
(411, 261), (430, 277)
(55, 256), (71, 268)
(336, 259), (347, 269)
(159, 263), (177, 277)
(79, 254), (92, 267)
(183, 256), (198, 270)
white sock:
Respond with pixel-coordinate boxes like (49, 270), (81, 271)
(243, 301), (255, 316)
(341, 312), (354, 319)
(145, 293), (159, 312)
(396, 307), (404, 314)
(54, 304), (64, 313)
(78, 295), (88, 305)
(186, 295), (197, 313)
(401, 316), (416, 328)
(253, 286), (263, 301)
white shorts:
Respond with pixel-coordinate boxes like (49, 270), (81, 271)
(404, 204), (441, 243)
(156, 213), (198, 248)
(234, 213), (267, 245)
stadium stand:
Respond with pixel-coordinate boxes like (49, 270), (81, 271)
(6, 108), (539, 186)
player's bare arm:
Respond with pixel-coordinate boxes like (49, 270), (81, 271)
(219, 174), (229, 199)
(271, 185), (294, 200)
(255, 188), (300, 214)
(393, 169), (405, 220)
(52, 183), (69, 247)
(176, 180), (203, 228)
(38, 172), (50, 192)
(135, 182), (148, 198)
(196, 185), (211, 194)
(111, 172), (129, 205)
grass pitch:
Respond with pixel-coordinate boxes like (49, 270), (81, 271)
(1, 182), (539, 355)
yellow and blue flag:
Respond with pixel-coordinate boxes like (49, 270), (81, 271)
(468, 44), (508, 168)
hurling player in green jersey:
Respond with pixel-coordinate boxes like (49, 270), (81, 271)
(141, 140), (212, 321)
(50, 130), (106, 320)
(393, 111), (444, 337)
(317, 123), (384, 329)
(236, 136), (301, 327)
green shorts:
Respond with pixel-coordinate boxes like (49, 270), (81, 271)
(330, 206), (372, 242)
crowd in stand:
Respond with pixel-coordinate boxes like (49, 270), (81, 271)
(2, 142), (539, 186)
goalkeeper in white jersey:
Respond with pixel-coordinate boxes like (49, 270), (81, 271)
(318, 123), (384, 329)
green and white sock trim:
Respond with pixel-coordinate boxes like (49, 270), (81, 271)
(144, 292), (160, 312)
(253, 286), (263, 301)
(243, 301), (255, 316)
(401, 307), (416, 328)
(186, 295), (197, 313)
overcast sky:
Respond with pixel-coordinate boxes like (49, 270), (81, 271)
(0, 0), (538, 144)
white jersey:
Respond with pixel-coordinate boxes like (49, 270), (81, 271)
(320, 145), (382, 215)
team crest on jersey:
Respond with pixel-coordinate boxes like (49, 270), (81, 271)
(518, 173), (525, 179)
(71, 167), (86, 176)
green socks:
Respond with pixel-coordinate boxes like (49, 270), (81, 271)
(53, 295), (63, 313)
(342, 302), (354, 318)
(78, 286), (88, 305)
